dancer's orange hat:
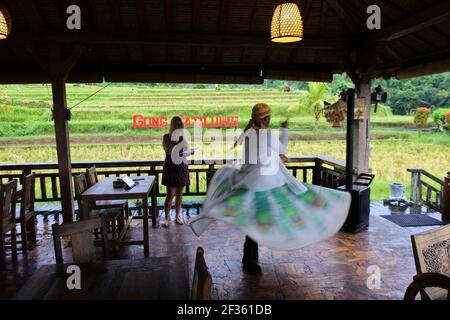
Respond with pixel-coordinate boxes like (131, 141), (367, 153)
(252, 103), (271, 120)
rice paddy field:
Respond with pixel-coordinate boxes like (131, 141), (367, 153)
(1, 84), (449, 201)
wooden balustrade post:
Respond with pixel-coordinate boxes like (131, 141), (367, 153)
(312, 158), (321, 186)
(442, 172), (450, 222)
(21, 169), (31, 183)
(206, 164), (214, 187)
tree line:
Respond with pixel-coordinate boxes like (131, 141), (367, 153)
(90, 71), (450, 116)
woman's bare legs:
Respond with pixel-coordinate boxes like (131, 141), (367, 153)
(163, 187), (176, 227)
(175, 186), (184, 225)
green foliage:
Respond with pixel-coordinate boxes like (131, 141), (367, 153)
(329, 73), (352, 95)
(0, 80), (447, 138)
(370, 104), (393, 117)
(432, 108), (450, 131)
(373, 72), (450, 115)
(294, 83), (337, 129)
(330, 72), (450, 116)
(414, 107), (431, 135)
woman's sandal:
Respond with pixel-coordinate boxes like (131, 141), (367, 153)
(161, 219), (170, 228)
(175, 218), (184, 225)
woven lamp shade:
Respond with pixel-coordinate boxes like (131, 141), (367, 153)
(271, 3), (303, 43)
(0, 4), (12, 40)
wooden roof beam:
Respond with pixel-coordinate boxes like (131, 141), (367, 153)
(324, 0), (362, 33)
(11, 32), (345, 50)
(374, 48), (450, 78)
(396, 57), (450, 79)
(368, 1), (450, 43)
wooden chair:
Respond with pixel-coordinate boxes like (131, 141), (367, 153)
(86, 166), (99, 187)
(15, 173), (37, 254)
(404, 273), (450, 300)
(407, 224), (450, 300)
(85, 166), (130, 220)
(191, 246), (212, 300)
(74, 173), (123, 250)
(0, 180), (18, 271)
(52, 217), (109, 264)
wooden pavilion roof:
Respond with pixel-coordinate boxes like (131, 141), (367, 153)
(0, 0), (449, 84)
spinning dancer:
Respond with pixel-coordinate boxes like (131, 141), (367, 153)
(189, 103), (351, 274)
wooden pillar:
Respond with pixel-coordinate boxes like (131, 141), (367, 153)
(353, 79), (371, 175)
(346, 42), (384, 176)
(51, 79), (74, 222)
(26, 45), (84, 223)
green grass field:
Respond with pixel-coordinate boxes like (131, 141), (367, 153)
(1, 84), (449, 201)
(0, 84), (425, 138)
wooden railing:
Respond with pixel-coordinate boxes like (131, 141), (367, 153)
(407, 168), (444, 212)
(0, 156), (346, 214)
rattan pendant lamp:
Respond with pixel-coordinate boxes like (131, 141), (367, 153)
(271, 2), (303, 43)
(0, 3), (12, 40)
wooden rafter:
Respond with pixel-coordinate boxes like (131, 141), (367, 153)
(109, 0), (128, 65)
(302, 0), (313, 27)
(338, 0), (366, 29)
(55, 0), (69, 29)
(191, 0), (202, 63)
(429, 26), (450, 43)
(14, 0), (47, 31)
(135, 0), (147, 31)
(135, 0), (149, 66)
(214, 0), (230, 64)
(80, 0), (107, 73)
(319, 0), (328, 36)
(385, 45), (402, 61)
(324, 0), (361, 33)
(360, 0), (438, 53)
(378, 47), (450, 73)
(240, 0), (258, 63)
(11, 32), (346, 50)
(367, 1), (450, 43)
(164, 0), (174, 63)
(398, 38), (419, 56)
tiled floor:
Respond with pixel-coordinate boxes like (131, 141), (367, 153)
(0, 202), (445, 300)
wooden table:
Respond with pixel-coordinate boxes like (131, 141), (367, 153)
(14, 256), (190, 300)
(81, 176), (157, 255)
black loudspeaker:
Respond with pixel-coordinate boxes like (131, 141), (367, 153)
(338, 185), (370, 233)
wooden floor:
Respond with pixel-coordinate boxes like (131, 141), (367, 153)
(0, 202), (445, 300)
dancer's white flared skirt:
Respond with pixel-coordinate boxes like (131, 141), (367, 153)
(189, 165), (351, 250)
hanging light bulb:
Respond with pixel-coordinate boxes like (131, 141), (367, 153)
(271, 3), (303, 43)
(0, 4), (12, 40)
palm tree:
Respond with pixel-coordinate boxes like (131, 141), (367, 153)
(301, 83), (334, 130)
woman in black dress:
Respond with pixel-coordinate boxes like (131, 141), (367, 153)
(161, 116), (193, 227)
